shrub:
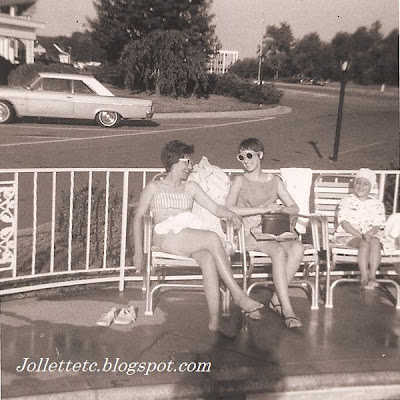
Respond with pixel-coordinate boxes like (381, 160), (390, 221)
(92, 63), (125, 88)
(213, 73), (283, 104)
(57, 182), (124, 268)
(8, 62), (78, 87)
(383, 161), (400, 215)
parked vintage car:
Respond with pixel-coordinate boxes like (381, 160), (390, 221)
(0, 72), (154, 127)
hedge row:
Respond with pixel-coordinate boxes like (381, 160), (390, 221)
(7, 63), (283, 105)
(211, 73), (283, 105)
(8, 62), (79, 87)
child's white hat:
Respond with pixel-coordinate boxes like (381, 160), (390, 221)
(355, 168), (376, 188)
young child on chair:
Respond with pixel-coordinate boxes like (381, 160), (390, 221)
(333, 168), (386, 290)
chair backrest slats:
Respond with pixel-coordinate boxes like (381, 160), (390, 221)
(314, 173), (382, 234)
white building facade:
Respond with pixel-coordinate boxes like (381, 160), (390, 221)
(208, 50), (238, 75)
(0, 0), (44, 64)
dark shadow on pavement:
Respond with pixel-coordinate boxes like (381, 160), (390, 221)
(15, 117), (160, 128)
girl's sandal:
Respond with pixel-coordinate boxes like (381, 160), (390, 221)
(268, 300), (283, 316)
(283, 316), (303, 329)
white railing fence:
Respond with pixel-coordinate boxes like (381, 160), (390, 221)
(0, 168), (398, 296)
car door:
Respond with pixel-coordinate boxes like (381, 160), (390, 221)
(27, 78), (74, 118)
(71, 79), (98, 119)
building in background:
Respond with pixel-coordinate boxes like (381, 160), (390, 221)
(0, 0), (45, 64)
(208, 50), (238, 74)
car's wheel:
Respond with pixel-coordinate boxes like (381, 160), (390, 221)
(0, 101), (15, 124)
(95, 111), (121, 128)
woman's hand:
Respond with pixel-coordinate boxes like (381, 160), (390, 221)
(229, 212), (242, 230)
(363, 232), (373, 242)
(263, 203), (283, 213)
(133, 252), (143, 274)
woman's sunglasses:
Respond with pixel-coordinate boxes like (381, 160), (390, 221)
(179, 158), (193, 168)
(236, 151), (260, 162)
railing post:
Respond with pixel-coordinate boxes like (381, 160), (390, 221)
(12, 172), (18, 277)
(119, 171), (129, 291)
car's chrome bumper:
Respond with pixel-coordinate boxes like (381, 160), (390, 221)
(146, 109), (154, 119)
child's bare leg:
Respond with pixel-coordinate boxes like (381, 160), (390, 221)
(368, 237), (382, 282)
(191, 250), (220, 331)
(347, 237), (369, 286)
(357, 242), (370, 286)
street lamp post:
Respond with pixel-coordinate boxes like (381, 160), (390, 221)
(331, 60), (350, 161)
(257, 17), (265, 105)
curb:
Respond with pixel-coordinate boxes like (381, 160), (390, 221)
(153, 105), (291, 119)
(6, 371), (400, 400)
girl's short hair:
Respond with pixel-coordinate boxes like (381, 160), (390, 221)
(161, 140), (194, 172)
(238, 138), (264, 153)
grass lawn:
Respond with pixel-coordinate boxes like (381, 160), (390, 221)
(108, 81), (397, 114)
(109, 88), (272, 113)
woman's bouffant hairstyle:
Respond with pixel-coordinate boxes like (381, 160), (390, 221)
(238, 138), (264, 153)
(161, 140), (195, 172)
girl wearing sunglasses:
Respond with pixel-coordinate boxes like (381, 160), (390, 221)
(133, 140), (263, 335)
(226, 138), (304, 329)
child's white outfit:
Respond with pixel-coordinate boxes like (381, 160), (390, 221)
(332, 194), (386, 245)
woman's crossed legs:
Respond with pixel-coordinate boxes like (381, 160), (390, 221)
(159, 228), (263, 327)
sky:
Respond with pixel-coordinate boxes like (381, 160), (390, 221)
(33, 0), (399, 59)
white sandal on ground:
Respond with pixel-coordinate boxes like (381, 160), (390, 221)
(96, 307), (117, 326)
(114, 306), (136, 325)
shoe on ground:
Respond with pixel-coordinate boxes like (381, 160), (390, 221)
(364, 280), (380, 290)
(96, 307), (117, 326)
(114, 306), (136, 325)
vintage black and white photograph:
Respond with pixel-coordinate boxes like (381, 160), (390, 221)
(0, 0), (399, 399)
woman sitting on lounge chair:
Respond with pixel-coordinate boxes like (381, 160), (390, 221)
(133, 140), (263, 333)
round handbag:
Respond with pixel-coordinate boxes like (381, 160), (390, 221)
(261, 213), (291, 235)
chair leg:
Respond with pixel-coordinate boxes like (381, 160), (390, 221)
(144, 255), (153, 316)
(311, 260), (319, 310)
(376, 278), (400, 310)
(325, 252), (334, 308)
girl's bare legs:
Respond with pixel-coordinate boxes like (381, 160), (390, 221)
(191, 250), (220, 331)
(368, 237), (382, 282)
(348, 238), (369, 286)
(269, 241), (304, 312)
(174, 229), (263, 313)
(258, 241), (297, 319)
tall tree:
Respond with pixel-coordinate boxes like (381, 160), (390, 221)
(292, 33), (333, 79)
(331, 21), (387, 84)
(228, 57), (259, 80)
(89, 0), (217, 64)
(122, 29), (210, 96)
(378, 29), (399, 85)
(263, 22), (294, 80)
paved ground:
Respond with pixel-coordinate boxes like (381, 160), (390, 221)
(2, 281), (400, 399)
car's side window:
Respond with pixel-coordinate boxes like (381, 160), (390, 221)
(73, 80), (94, 94)
(42, 78), (71, 92)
